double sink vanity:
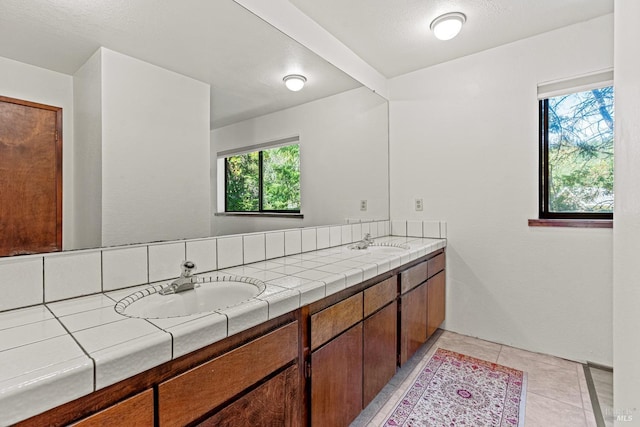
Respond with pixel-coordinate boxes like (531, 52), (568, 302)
(2, 227), (446, 426)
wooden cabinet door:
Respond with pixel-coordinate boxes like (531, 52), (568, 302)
(196, 365), (300, 427)
(311, 323), (363, 427)
(427, 271), (446, 339)
(363, 301), (397, 407)
(0, 96), (62, 256)
(70, 389), (154, 427)
(399, 282), (427, 366)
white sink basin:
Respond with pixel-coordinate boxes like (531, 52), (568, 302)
(115, 275), (266, 319)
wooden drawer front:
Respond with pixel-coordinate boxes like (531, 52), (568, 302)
(158, 322), (298, 427)
(311, 293), (363, 350)
(364, 277), (397, 317)
(400, 261), (428, 294)
(70, 389), (154, 427)
(427, 252), (445, 278)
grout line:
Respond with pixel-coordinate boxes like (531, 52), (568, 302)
(41, 257), (45, 305)
(100, 250), (104, 293)
(583, 363), (607, 427)
(44, 305), (97, 391)
(495, 344), (504, 364)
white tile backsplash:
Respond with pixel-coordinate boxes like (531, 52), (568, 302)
(3, 219), (394, 311)
(341, 224), (352, 245)
(391, 220), (407, 236)
(102, 246), (148, 291)
(44, 250), (102, 302)
(423, 221), (441, 238)
(351, 223), (363, 242)
(148, 242), (186, 283)
(301, 228), (317, 252)
(440, 221), (448, 238)
(361, 222), (371, 238)
(407, 220), (423, 238)
(284, 230), (302, 256)
(186, 238), (217, 273)
(217, 236), (244, 269)
(243, 234), (266, 264)
(0, 256), (43, 311)
(265, 232), (285, 259)
(329, 226), (342, 247)
(316, 227), (330, 249)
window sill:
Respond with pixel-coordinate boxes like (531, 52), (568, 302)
(215, 212), (304, 219)
(528, 219), (612, 229)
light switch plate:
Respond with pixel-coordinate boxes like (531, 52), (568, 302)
(415, 198), (424, 211)
(360, 200), (367, 211)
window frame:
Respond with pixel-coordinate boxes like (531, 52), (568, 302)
(538, 94), (613, 221)
(223, 144), (300, 214)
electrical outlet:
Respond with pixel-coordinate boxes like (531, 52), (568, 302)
(360, 200), (367, 211)
(415, 198), (424, 211)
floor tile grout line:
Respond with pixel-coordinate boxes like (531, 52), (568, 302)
(583, 364), (607, 427)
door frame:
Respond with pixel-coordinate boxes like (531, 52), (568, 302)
(0, 95), (63, 253)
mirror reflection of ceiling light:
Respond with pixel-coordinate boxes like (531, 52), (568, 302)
(430, 12), (466, 41)
(283, 74), (307, 91)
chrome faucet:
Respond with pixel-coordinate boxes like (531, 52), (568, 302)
(353, 233), (375, 250)
(159, 261), (197, 295)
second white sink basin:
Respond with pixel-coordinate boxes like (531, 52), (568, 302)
(115, 275), (266, 319)
(350, 242), (410, 253)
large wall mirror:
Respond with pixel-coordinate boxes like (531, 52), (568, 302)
(0, 0), (389, 255)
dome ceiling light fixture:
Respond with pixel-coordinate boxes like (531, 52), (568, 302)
(283, 74), (307, 91)
(430, 12), (466, 41)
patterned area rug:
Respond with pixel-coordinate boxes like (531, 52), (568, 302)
(383, 348), (527, 427)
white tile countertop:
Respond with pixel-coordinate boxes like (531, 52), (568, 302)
(0, 235), (446, 425)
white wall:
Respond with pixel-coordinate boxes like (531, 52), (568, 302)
(99, 48), (211, 246)
(73, 50), (102, 249)
(613, 0), (640, 423)
(390, 15), (614, 364)
(0, 56), (75, 249)
(211, 86), (389, 236)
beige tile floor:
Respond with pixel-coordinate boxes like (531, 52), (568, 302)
(352, 330), (598, 427)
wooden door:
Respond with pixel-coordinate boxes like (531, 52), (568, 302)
(0, 96), (62, 256)
(400, 282), (427, 365)
(363, 301), (397, 407)
(311, 323), (363, 427)
(427, 271), (446, 339)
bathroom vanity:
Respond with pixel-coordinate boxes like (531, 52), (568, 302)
(14, 245), (445, 427)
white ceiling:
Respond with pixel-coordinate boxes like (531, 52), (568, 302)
(0, 1), (615, 128)
(0, 0), (360, 129)
(288, 0), (614, 78)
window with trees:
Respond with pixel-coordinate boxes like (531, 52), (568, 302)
(539, 84), (614, 220)
(224, 143), (300, 213)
